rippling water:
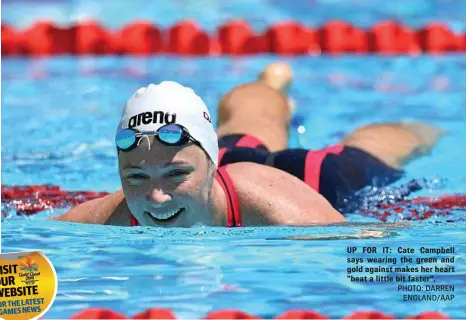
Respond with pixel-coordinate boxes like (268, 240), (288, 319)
(2, 55), (465, 318)
(2, 219), (464, 318)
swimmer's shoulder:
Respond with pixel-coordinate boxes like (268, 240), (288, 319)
(222, 163), (346, 225)
(51, 189), (131, 226)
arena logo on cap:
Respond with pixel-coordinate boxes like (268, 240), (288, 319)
(0, 251), (57, 320)
(128, 111), (177, 128)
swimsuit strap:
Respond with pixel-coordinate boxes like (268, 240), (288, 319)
(215, 166), (243, 227)
(130, 213), (140, 226)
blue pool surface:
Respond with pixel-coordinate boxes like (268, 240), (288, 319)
(2, 55), (465, 319)
(2, 0), (465, 33)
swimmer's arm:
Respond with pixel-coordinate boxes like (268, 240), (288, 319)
(229, 163), (346, 226)
(50, 190), (128, 225)
(341, 122), (445, 170)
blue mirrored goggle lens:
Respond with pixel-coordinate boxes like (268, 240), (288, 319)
(158, 124), (183, 144)
(115, 129), (136, 150)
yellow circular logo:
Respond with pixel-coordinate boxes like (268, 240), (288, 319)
(0, 251), (57, 320)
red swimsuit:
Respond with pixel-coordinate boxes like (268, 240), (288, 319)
(130, 166), (243, 227)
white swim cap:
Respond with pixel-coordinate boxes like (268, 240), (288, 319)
(117, 81), (219, 167)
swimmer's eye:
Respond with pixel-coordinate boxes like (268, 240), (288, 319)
(166, 170), (189, 178)
(126, 174), (149, 180)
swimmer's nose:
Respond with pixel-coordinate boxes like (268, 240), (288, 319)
(149, 188), (172, 206)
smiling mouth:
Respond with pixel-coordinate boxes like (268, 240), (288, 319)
(145, 208), (185, 223)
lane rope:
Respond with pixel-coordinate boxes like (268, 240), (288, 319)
(2, 20), (464, 56)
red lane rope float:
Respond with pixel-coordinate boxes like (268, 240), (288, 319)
(362, 194), (466, 222)
(1, 185), (109, 215)
(68, 308), (451, 319)
(1, 184), (466, 220)
(2, 19), (464, 56)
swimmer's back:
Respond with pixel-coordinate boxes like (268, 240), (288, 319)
(224, 162), (346, 225)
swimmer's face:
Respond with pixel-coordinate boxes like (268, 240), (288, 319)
(118, 137), (215, 227)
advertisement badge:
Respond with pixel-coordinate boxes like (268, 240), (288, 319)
(0, 252), (57, 320)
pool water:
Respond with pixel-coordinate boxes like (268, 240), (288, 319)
(2, 56), (465, 319)
(2, 0), (465, 33)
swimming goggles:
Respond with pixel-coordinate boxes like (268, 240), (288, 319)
(116, 123), (201, 151)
